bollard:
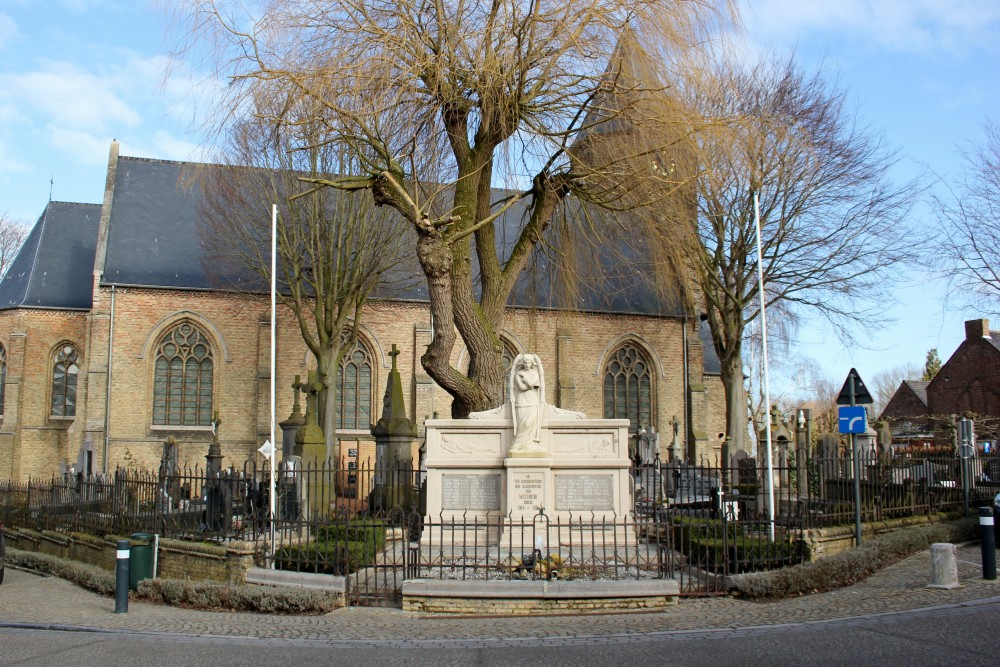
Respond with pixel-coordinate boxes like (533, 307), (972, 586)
(115, 539), (129, 614)
(980, 507), (997, 581)
(927, 543), (960, 589)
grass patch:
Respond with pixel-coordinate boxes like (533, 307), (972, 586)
(6, 547), (339, 614)
(729, 518), (977, 599)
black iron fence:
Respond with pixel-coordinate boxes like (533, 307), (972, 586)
(2, 449), (996, 602)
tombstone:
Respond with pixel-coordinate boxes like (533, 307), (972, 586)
(158, 436), (180, 510)
(819, 433), (841, 480)
(795, 409), (811, 498)
(370, 344), (418, 512)
(732, 449), (755, 488)
(876, 419), (893, 456)
(673, 463), (720, 504)
(670, 416), (683, 463)
(203, 415), (231, 533)
(295, 370), (328, 518)
(637, 426), (659, 466)
(280, 375), (306, 459)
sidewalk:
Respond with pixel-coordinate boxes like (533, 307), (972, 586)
(1, 543), (998, 643)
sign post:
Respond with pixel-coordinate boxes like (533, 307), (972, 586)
(959, 418), (975, 518)
(837, 368), (873, 547)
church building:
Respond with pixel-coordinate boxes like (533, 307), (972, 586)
(0, 142), (726, 481)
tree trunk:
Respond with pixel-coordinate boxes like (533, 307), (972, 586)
(720, 349), (748, 459)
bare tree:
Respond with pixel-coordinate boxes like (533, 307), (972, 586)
(871, 362), (921, 417)
(199, 109), (411, 461)
(0, 212), (28, 279)
(936, 120), (1000, 308)
(166, 0), (735, 417)
(669, 55), (922, 455)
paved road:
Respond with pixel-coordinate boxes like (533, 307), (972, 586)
(2, 600), (999, 665)
(1, 542), (999, 665)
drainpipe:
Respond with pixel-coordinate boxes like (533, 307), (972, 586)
(103, 285), (116, 474)
(682, 315), (689, 461)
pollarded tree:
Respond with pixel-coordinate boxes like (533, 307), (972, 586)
(936, 120), (1000, 308)
(668, 55), (922, 455)
(167, 0), (735, 417)
(199, 108), (412, 461)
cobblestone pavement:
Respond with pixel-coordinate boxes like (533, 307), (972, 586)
(1, 543), (998, 644)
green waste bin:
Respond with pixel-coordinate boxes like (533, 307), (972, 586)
(129, 532), (154, 590)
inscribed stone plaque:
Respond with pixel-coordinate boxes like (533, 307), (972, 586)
(511, 471), (545, 513)
(441, 474), (501, 510)
(555, 474), (614, 511)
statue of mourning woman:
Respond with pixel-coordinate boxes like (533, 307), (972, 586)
(469, 353), (584, 455)
(510, 354), (544, 454)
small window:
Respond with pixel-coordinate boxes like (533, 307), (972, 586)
(152, 323), (214, 426)
(337, 339), (373, 430)
(602, 342), (654, 432)
(51, 344), (80, 417)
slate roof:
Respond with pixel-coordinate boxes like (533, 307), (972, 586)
(902, 380), (929, 407)
(0, 201), (101, 310)
(101, 156), (690, 317)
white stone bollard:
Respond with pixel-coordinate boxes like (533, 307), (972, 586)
(927, 543), (961, 589)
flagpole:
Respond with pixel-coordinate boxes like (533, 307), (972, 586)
(753, 192), (776, 542)
(269, 204), (277, 563)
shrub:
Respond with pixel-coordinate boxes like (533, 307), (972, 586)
(274, 540), (378, 576)
(7, 546), (339, 614)
(315, 518), (386, 551)
(729, 518), (977, 599)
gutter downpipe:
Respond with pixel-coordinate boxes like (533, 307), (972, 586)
(103, 285), (116, 474)
(682, 315), (689, 463)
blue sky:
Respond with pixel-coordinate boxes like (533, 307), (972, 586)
(0, 0), (998, 395)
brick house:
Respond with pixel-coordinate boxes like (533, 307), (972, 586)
(0, 142), (726, 481)
(880, 319), (1000, 448)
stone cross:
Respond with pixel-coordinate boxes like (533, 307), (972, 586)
(302, 370), (323, 427)
(291, 374), (304, 416)
(389, 343), (400, 371)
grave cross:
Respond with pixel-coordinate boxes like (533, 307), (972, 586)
(389, 343), (400, 371)
(302, 370), (323, 427)
(291, 374), (304, 413)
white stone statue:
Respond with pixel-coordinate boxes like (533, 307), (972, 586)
(469, 353), (585, 456)
(510, 354), (544, 453)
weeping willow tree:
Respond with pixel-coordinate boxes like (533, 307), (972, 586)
(167, 0), (736, 417)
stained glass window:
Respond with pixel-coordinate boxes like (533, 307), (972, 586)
(51, 344), (79, 417)
(603, 343), (653, 432)
(337, 339), (373, 430)
(152, 323), (214, 426)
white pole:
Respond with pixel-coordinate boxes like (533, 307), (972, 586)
(269, 204), (277, 564)
(753, 193), (776, 542)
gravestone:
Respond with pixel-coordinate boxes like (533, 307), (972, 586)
(370, 344), (417, 511)
(673, 464), (720, 504)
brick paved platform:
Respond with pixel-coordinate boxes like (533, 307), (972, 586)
(1, 543), (998, 642)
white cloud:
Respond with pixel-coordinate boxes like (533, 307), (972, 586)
(744, 0), (1000, 58)
(0, 12), (17, 49)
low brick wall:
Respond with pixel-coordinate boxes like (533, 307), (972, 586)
(1, 527), (255, 584)
(801, 513), (958, 560)
(402, 579), (679, 615)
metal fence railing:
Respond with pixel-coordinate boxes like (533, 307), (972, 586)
(3, 448), (996, 602)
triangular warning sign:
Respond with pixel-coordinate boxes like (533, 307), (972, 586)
(836, 368), (874, 405)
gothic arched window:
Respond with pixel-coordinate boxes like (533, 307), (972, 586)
(152, 323), (214, 426)
(337, 339), (373, 430)
(51, 344), (80, 417)
(603, 342), (654, 432)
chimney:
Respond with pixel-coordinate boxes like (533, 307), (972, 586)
(965, 318), (990, 340)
